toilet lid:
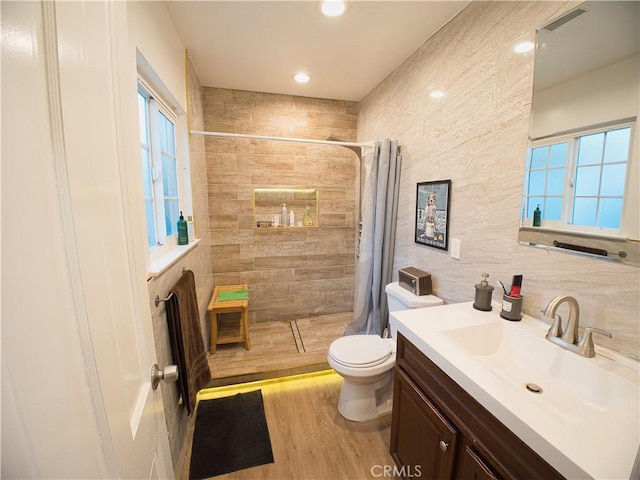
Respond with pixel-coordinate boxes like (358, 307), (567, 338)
(329, 335), (393, 368)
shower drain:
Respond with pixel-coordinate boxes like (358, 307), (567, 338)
(525, 383), (543, 394)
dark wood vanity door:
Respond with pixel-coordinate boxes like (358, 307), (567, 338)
(391, 368), (458, 480)
(458, 445), (499, 480)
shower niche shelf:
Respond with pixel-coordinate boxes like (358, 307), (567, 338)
(253, 188), (319, 228)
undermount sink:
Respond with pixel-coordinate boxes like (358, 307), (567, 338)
(389, 302), (640, 480)
(441, 320), (637, 420)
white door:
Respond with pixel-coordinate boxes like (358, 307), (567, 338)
(1, 1), (173, 478)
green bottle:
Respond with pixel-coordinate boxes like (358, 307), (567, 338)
(304, 206), (313, 226)
(533, 205), (541, 227)
(177, 211), (189, 245)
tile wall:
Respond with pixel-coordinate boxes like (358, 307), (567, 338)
(357, 1), (639, 359)
(202, 88), (360, 323)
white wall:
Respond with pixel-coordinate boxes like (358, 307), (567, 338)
(128, 1), (187, 110)
(530, 55), (639, 139)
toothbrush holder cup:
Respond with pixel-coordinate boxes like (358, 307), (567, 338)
(500, 294), (523, 321)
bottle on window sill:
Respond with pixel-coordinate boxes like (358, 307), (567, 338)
(187, 215), (195, 242)
(177, 211), (188, 245)
(533, 205), (541, 227)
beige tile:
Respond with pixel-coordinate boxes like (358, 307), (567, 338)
(206, 184), (238, 200)
(307, 253), (353, 267)
(208, 214), (238, 229)
(358, 1), (639, 360)
(202, 88), (359, 336)
(211, 256), (254, 274)
(254, 255), (309, 270)
(294, 266), (345, 281)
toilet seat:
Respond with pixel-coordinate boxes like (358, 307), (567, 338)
(327, 282), (443, 422)
(328, 335), (394, 368)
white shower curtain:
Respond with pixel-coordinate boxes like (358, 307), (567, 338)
(345, 139), (402, 336)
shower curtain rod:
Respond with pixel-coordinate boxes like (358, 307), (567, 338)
(190, 130), (376, 148)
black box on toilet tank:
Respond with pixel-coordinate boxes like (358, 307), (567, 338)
(398, 267), (432, 296)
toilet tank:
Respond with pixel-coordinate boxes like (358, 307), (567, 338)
(385, 282), (443, 312)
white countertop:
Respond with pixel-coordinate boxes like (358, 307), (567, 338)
(390, 302), (640, 480)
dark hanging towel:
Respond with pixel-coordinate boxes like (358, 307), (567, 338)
(166, 270), (211, 415)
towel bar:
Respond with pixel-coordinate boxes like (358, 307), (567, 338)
(154, 292), (175, 308)
(553, 240), (627, 259)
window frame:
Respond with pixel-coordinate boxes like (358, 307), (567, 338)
(137, 77), (187, 261)
(138, 89), (157, 248)
(522, 121), (634, 237)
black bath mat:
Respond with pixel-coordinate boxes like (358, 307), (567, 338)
(189, 390), (274, 479)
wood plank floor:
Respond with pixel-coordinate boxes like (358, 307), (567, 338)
(184, 313), (399, 479)
(206, 313), (352, 386)
(182, 371), (398, 480)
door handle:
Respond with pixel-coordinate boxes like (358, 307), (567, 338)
(151, 363), (178, 390)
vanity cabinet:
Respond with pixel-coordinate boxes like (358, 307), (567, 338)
(390, 333), (564, 480)
(392, 368), (458, 479)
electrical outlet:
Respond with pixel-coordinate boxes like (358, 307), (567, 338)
(451, 238), (461, 260)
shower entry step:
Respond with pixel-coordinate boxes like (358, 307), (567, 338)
(207, 284), (251, 354)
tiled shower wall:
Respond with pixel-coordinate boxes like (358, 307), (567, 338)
(202, 88), (359, 323)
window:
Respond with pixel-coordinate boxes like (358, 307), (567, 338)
(522, 123), (633, 235)
(137, 82), (180, 250)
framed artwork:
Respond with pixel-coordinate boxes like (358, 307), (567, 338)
(415, 180), (451, 251)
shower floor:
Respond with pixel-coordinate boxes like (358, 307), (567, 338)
(206, 312), (351, 386)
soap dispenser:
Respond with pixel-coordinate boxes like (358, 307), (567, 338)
(177, 211), (188, 245)
(473, 273), (494, 311)
(533, 204), (542, 227)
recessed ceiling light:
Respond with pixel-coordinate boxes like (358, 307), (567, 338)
(430, 90), (445, 99)
(320, 1), (346, 17)
(293, 72), (311, 84)
(514, 41), (535, 54)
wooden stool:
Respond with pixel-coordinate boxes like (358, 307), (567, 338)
(207, 284), (250, 354)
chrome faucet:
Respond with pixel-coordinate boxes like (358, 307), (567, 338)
(543, 295), (580, 344)
(543, 295), (611, 358)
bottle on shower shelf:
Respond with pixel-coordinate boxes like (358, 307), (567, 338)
(281, 204), (288, 227)
(304, 206), (313, 226)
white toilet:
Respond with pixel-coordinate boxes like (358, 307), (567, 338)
(327, 282), (443, 421)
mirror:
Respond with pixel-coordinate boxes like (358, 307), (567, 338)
(519, 1), (639, 266)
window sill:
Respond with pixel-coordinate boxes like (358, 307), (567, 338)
(519, 226), (627, 242)
(147, 238), (200, 279)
